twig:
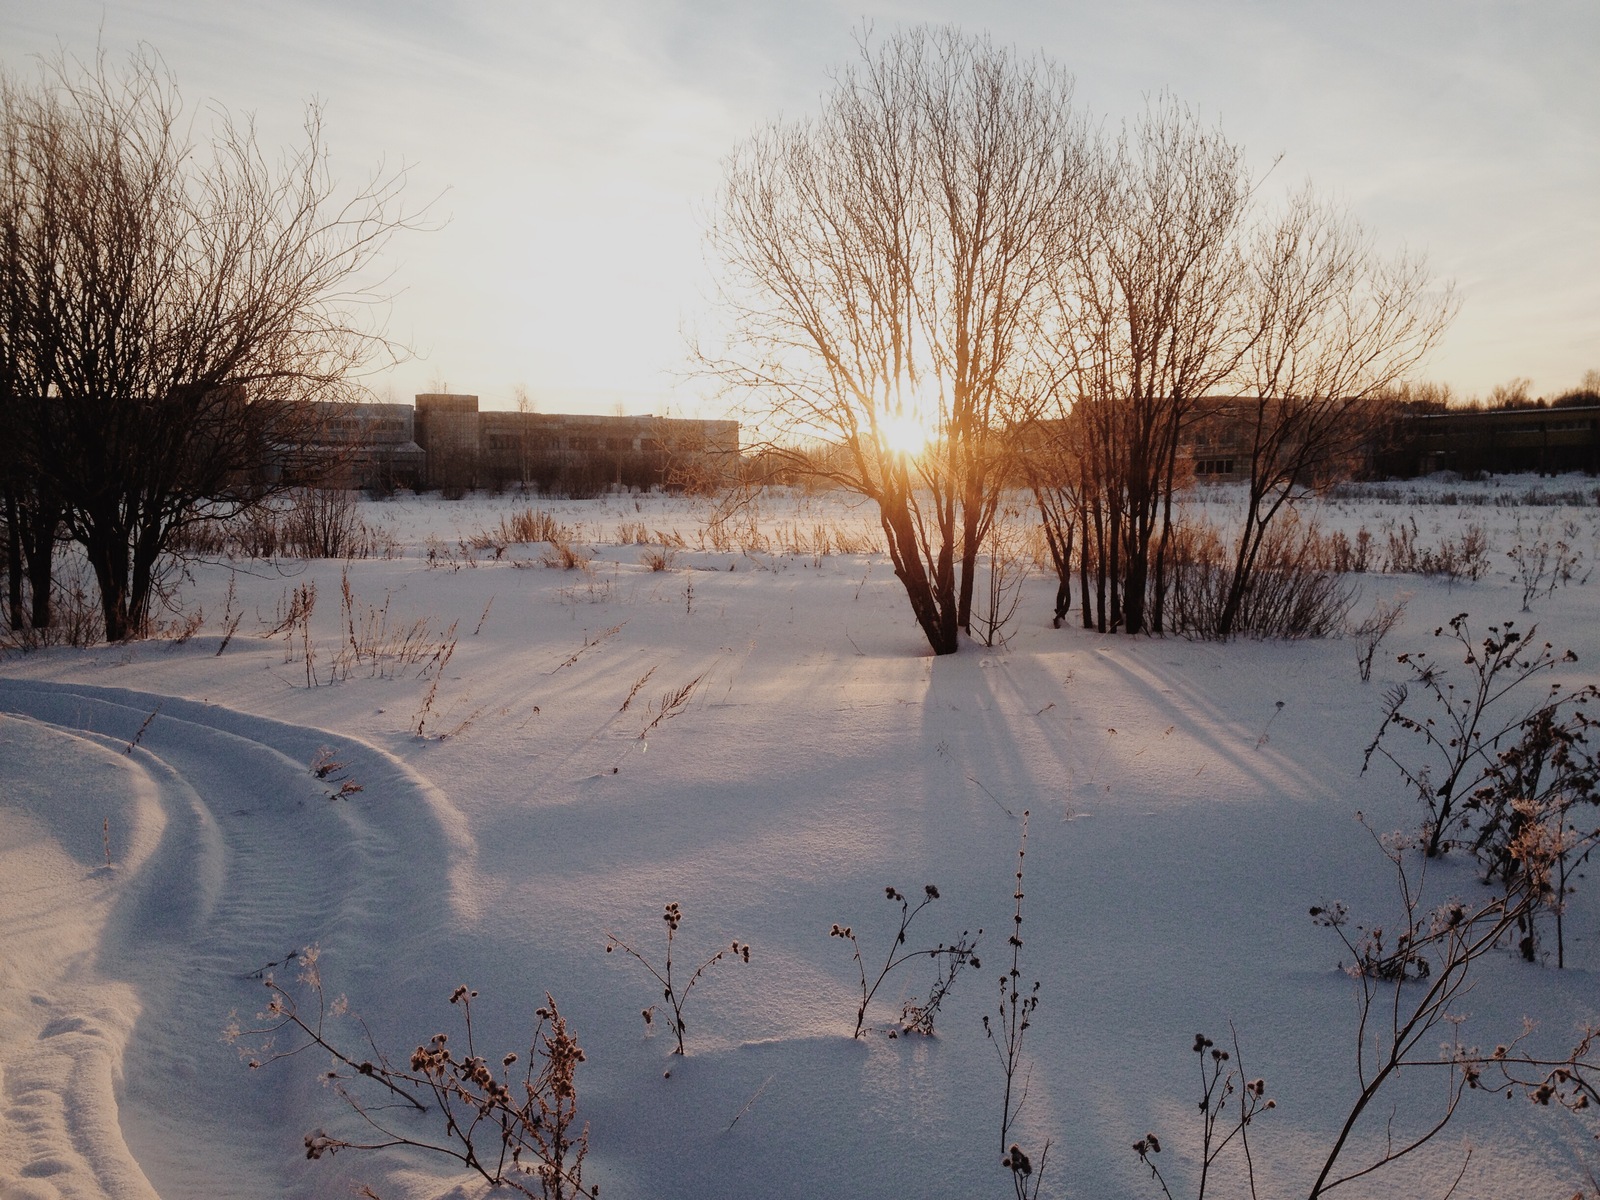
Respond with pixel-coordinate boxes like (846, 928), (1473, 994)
(725, 1073), (776, 1131)
(967, 774), (1016, 819)
(125, 703), (162, 754)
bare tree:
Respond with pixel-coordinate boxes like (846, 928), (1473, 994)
(705, 27), (1082, 654)
(1016, 407), (1089, 628)
(0, 72), (72, 632)
(1046, 96), (1255, 635)
(1212, 188), (1455, 637)
(6, 46), (421, 640)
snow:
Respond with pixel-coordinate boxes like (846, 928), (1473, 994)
(2, 478), (1599, 1200)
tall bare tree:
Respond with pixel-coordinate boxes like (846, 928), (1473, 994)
(5, 46), (420, 640)
(0, 73), (71, 632)
(1047, 97), (1255, 634)
(706, 27), (1082, 654)
(1214, 187), (1456, 636)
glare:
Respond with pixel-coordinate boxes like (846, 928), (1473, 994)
(879, 413), (930, 456)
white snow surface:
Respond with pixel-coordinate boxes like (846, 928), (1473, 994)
(2, 479), (1599, 1199)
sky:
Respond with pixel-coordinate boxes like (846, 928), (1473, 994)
(1, 0), (1596, 417)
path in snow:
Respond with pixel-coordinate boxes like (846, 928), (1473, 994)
(0, 680), (470, 1200)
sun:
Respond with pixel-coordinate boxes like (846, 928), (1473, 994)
(879, 411), (932, 457)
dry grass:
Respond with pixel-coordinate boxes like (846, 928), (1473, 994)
(501, 507), (565, 544)
(540, 539), (593, 570)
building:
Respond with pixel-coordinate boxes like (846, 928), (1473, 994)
(1180, 400), (1600, 483)
(1377, 405), (1600, 478)
(414, 393), (481, 491)
(302, 393), (740, 494)
(278, 401), (426, 490)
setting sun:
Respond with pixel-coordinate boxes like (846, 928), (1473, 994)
(879, 412), (933, 456)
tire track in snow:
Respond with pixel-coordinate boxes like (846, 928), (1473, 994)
(0, 713), (162, 1200)
(0, 680), (473, 1200)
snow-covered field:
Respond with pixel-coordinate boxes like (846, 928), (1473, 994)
(3, 478), (1599, 1200)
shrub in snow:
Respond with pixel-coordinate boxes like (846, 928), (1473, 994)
(235, 948), (595, 1199)
(606, 902), (751, 1057)
(829, 882), (980, 1039)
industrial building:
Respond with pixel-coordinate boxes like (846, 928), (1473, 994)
(295, 394), (740, 494)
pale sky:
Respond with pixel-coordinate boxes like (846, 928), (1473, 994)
(2, 1), (1595, 416)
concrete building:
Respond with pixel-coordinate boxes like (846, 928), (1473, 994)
(1179, 400), (1600, 483)
(298, 393), (740, 494)
(279, 401), (425, 489)
(1378, 405), (1600, 477)
(414, 393), (483, 492)
(416, 393), (738, 494)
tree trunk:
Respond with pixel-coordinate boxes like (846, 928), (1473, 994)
(1150, 436), (1181, 635)
(128, 518), (164, 639)
(21, 495), (57, 629)
(956, 505), (979, 634)
(879, 498), (960, 655)
(3, 490), (22, 631)
(85, 521), (132, 642)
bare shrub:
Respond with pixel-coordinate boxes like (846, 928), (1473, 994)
(1324, 526), (1373, 574)
(605, 903), (751, 1056)
(231, 505), (284, 559)
(1165, 514), (1356, 640)
(236, 951), (595, 1199)
(282, 488), (366, 559)
(971, 501), (1031, 648)
(1347, 591), (1409, 683)
(830, 883), (979, 1038)
(640, 547), (676, 572)
(1380, 516), (1489, 581)
(168, 518), (232, 557)
(1362, 615), (1585, 862)
(0, 562), (103, 651)
(1507, 518), (1586, 612)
